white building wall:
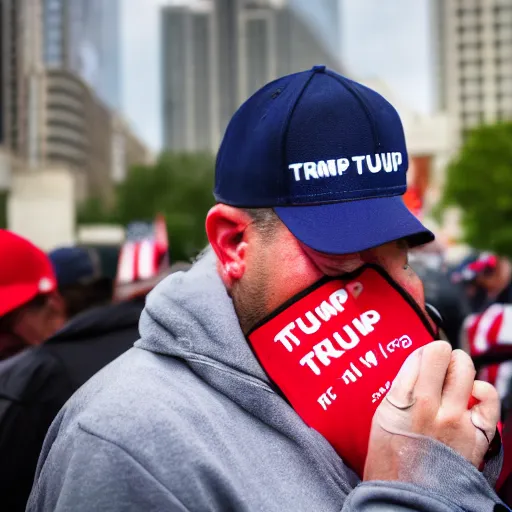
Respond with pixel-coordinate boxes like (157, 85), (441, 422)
(7, 166), (75, 250)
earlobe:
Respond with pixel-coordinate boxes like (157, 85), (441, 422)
(226, 262), (244, 280)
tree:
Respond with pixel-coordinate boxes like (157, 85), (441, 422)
(78, 152), (215, 262)
(440, 122), (512, 256)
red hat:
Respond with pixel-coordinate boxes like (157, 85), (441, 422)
(0, 230), (57, 317)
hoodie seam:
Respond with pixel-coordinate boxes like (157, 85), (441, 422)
(183, 354), (275, 393)
(77, 423), (190, 509)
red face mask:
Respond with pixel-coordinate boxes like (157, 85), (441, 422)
(247, 264), (437, 477)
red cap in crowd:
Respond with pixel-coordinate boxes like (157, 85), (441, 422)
(0, 230), (57, 317)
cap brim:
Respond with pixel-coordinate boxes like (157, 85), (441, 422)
(0, 283), (40, 317)
(274, 196), (434, 255)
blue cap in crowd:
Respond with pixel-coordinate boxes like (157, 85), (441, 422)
(48, 247), (102, 288)
(215, 65), (434, 254)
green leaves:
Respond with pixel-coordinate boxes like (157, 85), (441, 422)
(440, 122), (512, 256)
(77, 152), (215, 262)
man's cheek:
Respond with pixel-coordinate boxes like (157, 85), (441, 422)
(391, 270), (426, 310)
(264, 250), (324, 311)
(407, 277), (426, 308)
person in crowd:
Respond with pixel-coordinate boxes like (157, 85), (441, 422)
(409, 241), (471, 348)
(28, 67), (503, 511)
(455, 252), (512, 421)
(0, 231), (179, 511)
(462, 302), (512, 416)
(0, 230), (67, 361)
(48, 246), (114, 318)
(452, 251), (512, 314)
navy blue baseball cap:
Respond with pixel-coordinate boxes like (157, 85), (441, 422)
(214, 65), (434, 254)
(48, 246), (102, 287)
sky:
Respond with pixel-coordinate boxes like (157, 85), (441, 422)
(340, 0), (434, 115)
(120, 0), (435, 152)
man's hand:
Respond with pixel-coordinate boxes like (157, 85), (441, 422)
(364, 341), (500, 481)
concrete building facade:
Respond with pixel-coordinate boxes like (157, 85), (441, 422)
(435, 0), (512, 139)
(0, 0), (148, 202)
(162, 1), (218, 152)
(0, 0), (149, 244)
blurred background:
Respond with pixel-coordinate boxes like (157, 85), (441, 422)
(5, 4), (512, 506)
(0, 0), (511, 265)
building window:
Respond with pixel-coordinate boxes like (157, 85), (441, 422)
(45, 46), (62, 66)
(46, 0), (63, 10)
(43, 0), (63, 65)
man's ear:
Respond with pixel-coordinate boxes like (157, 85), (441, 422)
(206, 204), (252, 288)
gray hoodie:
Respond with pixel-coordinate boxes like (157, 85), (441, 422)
(28, 251), (505, 511)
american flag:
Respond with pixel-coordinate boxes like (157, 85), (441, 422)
(115, 215), (169, 286)
(464, 304), (512, 400)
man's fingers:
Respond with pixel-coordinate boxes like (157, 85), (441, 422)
(387, 346), (423, 408)
(470, 380), (500, 443)
(414, 341), (452, 409)
(441, 349), (475, 413)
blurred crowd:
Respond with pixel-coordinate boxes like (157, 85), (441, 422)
(0, 219), (190, 510)
(411, 245), (512, 402)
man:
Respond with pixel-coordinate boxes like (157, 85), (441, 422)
(29, 67), (503, 510)
(0, 230), (66, 360)
(452, 252), (512, 314)
(455, 253), (512, 419)
(409, 242), (471, 348)
(49, 246), (114, 318)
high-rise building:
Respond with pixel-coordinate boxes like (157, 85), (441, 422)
(0, 0), (147, 202)
(42, 0), (121, 110)
(215, 0), (239, 135)
(273, 0), (341, 89)
(435, 0), (512, 139)
(286, 0), (341, 67)
(162, 1), (217, 151)
(162, 0), (343, 152)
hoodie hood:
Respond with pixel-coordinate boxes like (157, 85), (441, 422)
(137, 249), (271, 385)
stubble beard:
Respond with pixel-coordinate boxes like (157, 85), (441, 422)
(231, 258), (271, 335)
